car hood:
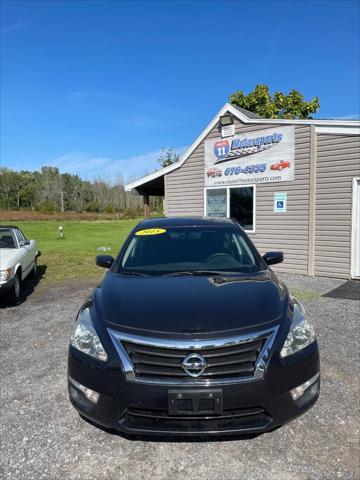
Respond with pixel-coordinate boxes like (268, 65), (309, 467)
(93, 270), (289, 336)
(0, 248), (20, 269)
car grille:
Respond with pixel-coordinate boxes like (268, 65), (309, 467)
(122, 406), (271, 433)
(122, 335), (268, 382)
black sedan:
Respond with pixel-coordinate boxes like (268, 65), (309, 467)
(68, 217), (320, 436)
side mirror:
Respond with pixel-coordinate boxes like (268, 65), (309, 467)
(19, 240), (30, 247)
(263, 251), (284, 266)
(96, 255), (114, 269)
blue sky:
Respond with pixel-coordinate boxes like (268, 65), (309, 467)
(1, 0), (359, 182)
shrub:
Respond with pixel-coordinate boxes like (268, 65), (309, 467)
(37, 201), (57, 213)
(122, 208), (143, 219)
(85, 201), (100, 212)
(104, 205), (115, 214)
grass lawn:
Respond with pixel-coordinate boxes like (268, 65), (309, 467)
(8, 220), (139, 287)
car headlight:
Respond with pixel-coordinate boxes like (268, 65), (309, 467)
(70, 307), (108, 362)
(0, 269), (11, 281)
(280, 300), (316, 358)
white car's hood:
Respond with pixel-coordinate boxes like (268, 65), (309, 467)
(0, 248), (21, 269)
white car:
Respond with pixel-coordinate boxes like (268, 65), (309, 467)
(0, 226), (41, 304)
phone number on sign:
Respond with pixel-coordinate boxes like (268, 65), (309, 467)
(224, 164), (266, 176)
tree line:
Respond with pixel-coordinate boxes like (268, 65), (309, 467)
(0, 166), (163, 214)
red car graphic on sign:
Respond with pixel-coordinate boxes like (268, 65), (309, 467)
(207, 167), (223, 178)
(270, 160), (291, 171)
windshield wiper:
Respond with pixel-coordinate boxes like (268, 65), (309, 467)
(119, 271), (148, 276)
(164, 270), (225, 277)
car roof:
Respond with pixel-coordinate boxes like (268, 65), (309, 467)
(0, 225), (19, 229)
(135, 217), (239, 229)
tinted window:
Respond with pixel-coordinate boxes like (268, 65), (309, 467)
(230, 187), (254, 231)
(0, 229), (16, 249)
(120, 226), (261, 275)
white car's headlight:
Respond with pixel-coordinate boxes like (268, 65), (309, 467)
(0, 269), (11, 281)
(280, 300), (316, 358)
(70, 308), (108, 362)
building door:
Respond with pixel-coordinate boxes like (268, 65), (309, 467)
(352, 178), (360, 278)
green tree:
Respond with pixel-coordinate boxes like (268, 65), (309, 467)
(229, 84), (320, 119)
(0, 166), (143, 213)
(19, 171), (38, 209)
(0, 168), (16, 209)
(157, 147), (181, 168)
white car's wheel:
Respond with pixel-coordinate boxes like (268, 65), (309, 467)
(9, 272), (21, 305)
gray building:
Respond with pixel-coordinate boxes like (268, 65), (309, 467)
(125, 104), (360, 280)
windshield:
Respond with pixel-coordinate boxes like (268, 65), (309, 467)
(119, 226), (262, 275)
(0, 228), (16, 249)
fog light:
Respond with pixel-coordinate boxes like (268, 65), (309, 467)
(69, 377), (100, 404)
(291, 373), (319, 401)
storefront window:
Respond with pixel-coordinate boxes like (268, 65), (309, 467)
(206, 188), (227, 217)
(230, 187), (254, 231)
(205, 186), (255, 231)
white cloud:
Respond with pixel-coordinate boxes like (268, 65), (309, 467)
(48, 146), (188, 183)
(103, 149), (165, 181)
(51, 152), (110, 174)
(67, 91), (84, 99)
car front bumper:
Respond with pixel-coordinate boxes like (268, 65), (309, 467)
(0, 278), (15, 292)
(68, 342), (320, 436)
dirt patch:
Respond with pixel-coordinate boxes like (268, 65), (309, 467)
(0, 210), (143, 222)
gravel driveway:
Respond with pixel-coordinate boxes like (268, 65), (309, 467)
(1, 274), (359, 480)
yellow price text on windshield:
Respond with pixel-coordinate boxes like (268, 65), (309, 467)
(135, 228), (167, 236)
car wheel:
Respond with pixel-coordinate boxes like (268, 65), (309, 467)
(8, 271), (21, 305)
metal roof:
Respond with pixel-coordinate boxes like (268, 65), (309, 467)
(231, 105), (262, 119)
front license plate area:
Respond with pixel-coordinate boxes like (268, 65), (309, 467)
(168, 389), (223, 416)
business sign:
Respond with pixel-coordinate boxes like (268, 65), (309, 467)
(274, 192), (287, 212)
(204, 126), (295, 187)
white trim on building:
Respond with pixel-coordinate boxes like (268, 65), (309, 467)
(351, 177), (360, 279)
(315, 126), (360, 135)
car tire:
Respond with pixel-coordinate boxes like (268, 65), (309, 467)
(8, 271), (21, 305)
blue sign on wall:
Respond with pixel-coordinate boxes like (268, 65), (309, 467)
(214, 140), (230, 160)
(274, 192), (287, 212)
